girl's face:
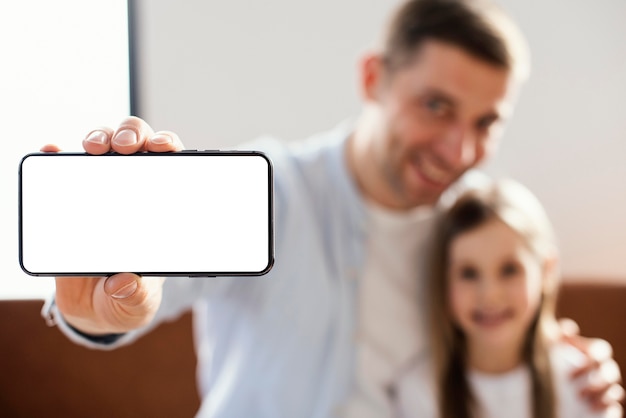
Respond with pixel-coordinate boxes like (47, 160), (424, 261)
(447, 218), (544, 359)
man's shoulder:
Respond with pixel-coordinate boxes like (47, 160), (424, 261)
(235, 123), (362, 219)
(238, 122), (352, 184)
(238, 121), (350, 157)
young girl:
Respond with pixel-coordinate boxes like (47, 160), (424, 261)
(396, 179), (619, 418)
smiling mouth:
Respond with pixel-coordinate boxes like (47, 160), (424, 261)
(471, 309), (514, 327)
(413, 156), (452, 187)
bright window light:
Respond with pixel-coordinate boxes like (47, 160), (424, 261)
(0, 1), (131, 299)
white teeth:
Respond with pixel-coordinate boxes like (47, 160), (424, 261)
(417, 157), (449, 184)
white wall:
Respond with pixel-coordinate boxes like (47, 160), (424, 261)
(133, 0), (398, 144)
(0, 1), (130, 299)
(134, 0), (626, 281)
(485, 0), (626, 281)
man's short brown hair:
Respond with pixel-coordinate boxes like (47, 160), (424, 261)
(382, 0), (530, 80)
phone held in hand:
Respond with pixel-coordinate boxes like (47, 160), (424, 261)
(18, 151), (274, 277)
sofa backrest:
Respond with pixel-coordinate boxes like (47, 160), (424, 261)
(0, 280), (624, 417)
(556, 280), (626, 383)
(0, 300), (199, 418)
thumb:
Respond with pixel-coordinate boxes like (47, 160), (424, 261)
(104, 273), (141, 301)
(97, 273), (165, 332)
(102, 273), (164, 313)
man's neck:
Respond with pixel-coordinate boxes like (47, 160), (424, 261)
(348, 114), (402, 210)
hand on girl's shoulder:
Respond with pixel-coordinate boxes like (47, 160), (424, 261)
(550, 343), (620, 418)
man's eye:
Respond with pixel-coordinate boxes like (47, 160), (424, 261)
(423, 98), (449, 116)
(501, 262), (519, 278)
(460, 266), (478, 280)
(476, 115), (498, 131)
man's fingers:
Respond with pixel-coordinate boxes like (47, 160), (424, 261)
(103, 273), (165, 314)
(577, 359), (623, 393)
(570, 338), (614, 379)
(581, 382), (625, 413)
(606, 404), (624, 418)
(110, 116), (155, 154)
(81, 118), (181, 155)
(558, 317), (580, 337)
(602, 383), (625, 408)
(55, 273), (164, 335)
(561, 330), (623, 413)
(40, 144), (62, 152)
(82, 127), (115, 154)
(572, 359), (600, 380)
(145, 130), (185, 152)
(103, 273), (140, 300)
(575, 357), (623, 414)
(97, 273), (165, 332)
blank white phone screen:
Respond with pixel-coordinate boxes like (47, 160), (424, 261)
(19, 152), (273, 276)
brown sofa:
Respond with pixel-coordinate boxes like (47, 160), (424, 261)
(0, 280), (624, 417)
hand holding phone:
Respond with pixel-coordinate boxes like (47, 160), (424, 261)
(28, 118), (272, 337)
(36, 118), (183, 336)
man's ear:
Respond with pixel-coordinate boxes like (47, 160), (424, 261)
(358, 53), (386, 103)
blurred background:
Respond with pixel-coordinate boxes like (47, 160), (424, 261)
(133, 0), (626, 283)
(1, 1), (624, 416)
(1, 0), (625, 291)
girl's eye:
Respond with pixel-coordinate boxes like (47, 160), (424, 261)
(459, 266), (479, 280)
(501, 262), (519, 278)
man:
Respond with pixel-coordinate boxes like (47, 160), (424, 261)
(43, 0), (623, 417)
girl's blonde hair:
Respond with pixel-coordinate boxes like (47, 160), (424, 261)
(428, 178), (559, 418)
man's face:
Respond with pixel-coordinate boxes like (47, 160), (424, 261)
(365, 40), (518, 209)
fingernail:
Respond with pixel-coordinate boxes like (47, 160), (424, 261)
(85, 130), (108, 145)
(150, 134), (172, 145)
(112, 281), (138, 299)
(113, 129), (138, 146)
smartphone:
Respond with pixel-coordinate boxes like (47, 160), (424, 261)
(18, 151), (273, 277)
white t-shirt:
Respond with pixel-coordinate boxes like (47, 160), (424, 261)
(395, 343), (617, 418)
(339, 201), (438, 418)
